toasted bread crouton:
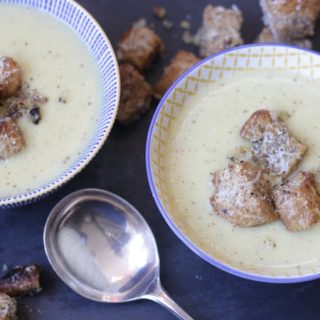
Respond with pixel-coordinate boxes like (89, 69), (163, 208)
(211, 161), (278, 227)
(0, 117), (24, 159)
(117, 64), (152, 125)
(256, 27), (312, 49)
(260, 0), (320, 41)
(0, 292), (16, 320)
(117, 23), (164, 71)
(0, 57), (21, 99)
(154, 51), (199, 99)
(240, 110), (306, 179)
(273, 172), (320, 231)
(0, 264), (41, 297)
(198, 5), (243, 58)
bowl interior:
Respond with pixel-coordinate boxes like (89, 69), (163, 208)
(0, 0), (119, 207)
(147, 44), (320, 282)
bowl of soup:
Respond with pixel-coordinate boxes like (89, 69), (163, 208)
(0, 0), (119, 207)
(146, 44), (320, 283)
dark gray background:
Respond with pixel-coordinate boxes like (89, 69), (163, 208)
(2, 0), (320, 319)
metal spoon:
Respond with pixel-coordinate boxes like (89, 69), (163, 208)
(44, 189), (193, 320)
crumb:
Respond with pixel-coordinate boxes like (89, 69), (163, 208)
(162, 19), (174, 30)
(263, 237), (277, 249)
(182, 30), (194, 44)
(153, 6), (167, 19)
(180, 20), (191, 29)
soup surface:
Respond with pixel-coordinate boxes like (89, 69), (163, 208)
(0, 4), (101, 196)
(165, 70), (320, 274)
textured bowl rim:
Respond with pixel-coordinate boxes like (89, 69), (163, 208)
(146, 43), (320, 283)
(0, 0), (120, 207)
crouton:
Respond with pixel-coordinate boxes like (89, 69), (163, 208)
(256, 27), (312, 49)
(154, 51), (199, 99)
(117, 23), (164, 71)
(273, 172), (320, 231)
(0, 264), (41, 297)
(0, 117), (24, 159)
(198, 5), (243, 58)
(260, 0), (320, 41)
(117, 64), (152, 125)
(240, 110), (306, 179)
(211, 161), (278, 227)
(0, 57), (21, 99)
(0, 293), (16, 320)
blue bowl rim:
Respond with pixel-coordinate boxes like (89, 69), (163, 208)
(145, 43), (320, 284)
(0, 0), (120, 207)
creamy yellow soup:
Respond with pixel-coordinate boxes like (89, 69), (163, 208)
(0, 5), (101, 196)
(165, 70), (320, 275)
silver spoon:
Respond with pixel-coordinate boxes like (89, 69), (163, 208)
(44, 188), (193, 320)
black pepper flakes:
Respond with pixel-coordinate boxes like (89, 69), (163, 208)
(28, 107), (41, 125)
(58, 97), (67, 104)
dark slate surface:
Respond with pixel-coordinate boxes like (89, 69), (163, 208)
(2, 0), (320, 319)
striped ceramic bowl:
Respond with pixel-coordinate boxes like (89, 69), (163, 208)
(146, 44), (320, 283)
(0, 0), (119, 208)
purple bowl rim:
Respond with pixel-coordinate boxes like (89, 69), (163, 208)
(145, 43), (320, 284)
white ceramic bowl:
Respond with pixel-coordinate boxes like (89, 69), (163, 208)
(146, 44), (320, 283)
(0, 0), (120, 208)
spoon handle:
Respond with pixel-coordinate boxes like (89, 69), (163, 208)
(143, 282), (194, 320)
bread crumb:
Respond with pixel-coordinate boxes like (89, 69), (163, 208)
(153, 6), (167, 19)
(162, 19), (174, 30)
(180, 20), (191, 29)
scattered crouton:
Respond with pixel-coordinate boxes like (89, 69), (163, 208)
(260, 0), (320, 41)
(273, 172), (320, 231)
(256, 27), (312, 49)
(240, 110), (306, 179)
(198, 5), (243, 58)
(0, 57), (22, 99)
(0, 117), (24, 159)
(117, 23), (164, 71)
(0, 293), (16, 320)
(211, 161), (278, 227)
(154, 50), (199, 99)
(117, 64), (152, 125)
(0, 264), (41, 297)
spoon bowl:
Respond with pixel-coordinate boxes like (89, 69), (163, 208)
(44, 189), (193, 319)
